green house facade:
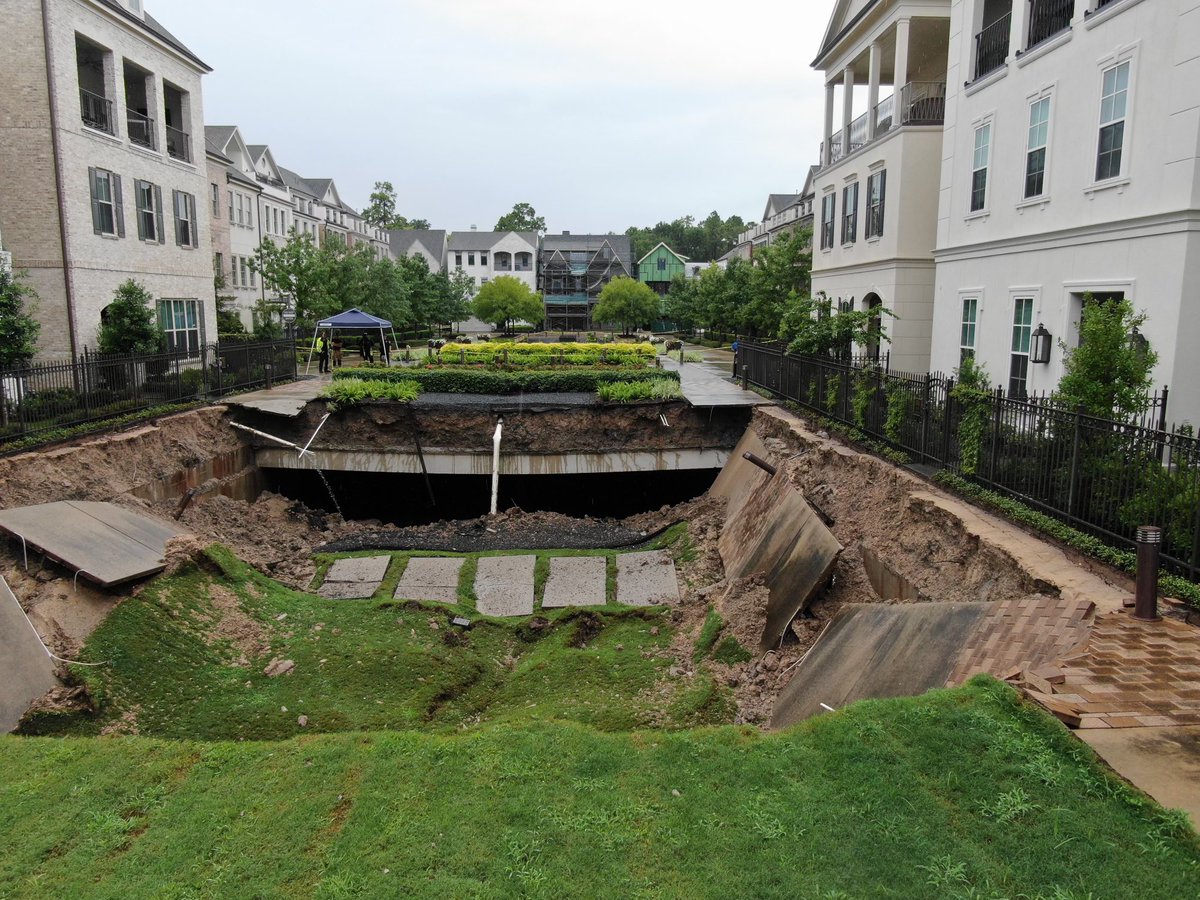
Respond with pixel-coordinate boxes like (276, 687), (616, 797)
(638, 242), (688, 296)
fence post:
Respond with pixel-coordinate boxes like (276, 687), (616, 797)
(81, 347), (92, 419)
(919, 373), (931, 462)
(988, 387), (1004, 481)
(941, 377), (955, 467)
(1066, 405), (1083, 519)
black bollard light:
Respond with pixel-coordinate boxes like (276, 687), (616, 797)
(1133, 525), (1162, 622)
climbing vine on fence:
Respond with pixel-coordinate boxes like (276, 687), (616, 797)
(951, 357), (992, 476)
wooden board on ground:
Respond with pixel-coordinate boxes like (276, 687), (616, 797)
(0, 501), (186, 587)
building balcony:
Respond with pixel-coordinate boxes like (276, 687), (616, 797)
(79, 88), (114, 135)
(1027, 0), (1073, 50)
(165, 125), (191, 162)
(974, 12), (1011, 81)
(127, 110), (155, 150)
(820, 82), (946, 169)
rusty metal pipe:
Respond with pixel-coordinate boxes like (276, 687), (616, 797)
(743, 452), (777, 477)
(1134, 526), (1162, 622)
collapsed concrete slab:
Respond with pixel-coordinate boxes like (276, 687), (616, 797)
(0, 575), (58, 733)
(715, 432), (843, 650)
(0, 501), (187, 587)
(770, 602), (991, 730)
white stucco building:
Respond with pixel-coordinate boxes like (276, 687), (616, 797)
(929, 0), (1200, 425)
(810, 0), (952, 372)
(0, 0), (216, 358)
(447, 229), (538, 295)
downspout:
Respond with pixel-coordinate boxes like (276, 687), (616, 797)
(490, 416), (503, 516)
(41, 0), (80, 357)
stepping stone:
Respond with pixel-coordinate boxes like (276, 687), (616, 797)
(474, 555), (536, 618)
(542, 557), (607, 609)
(320, 580), (382, 600)
(324, 556), (391, 584)
(616, 551), (679, 607)
(394, 557), (465, 604)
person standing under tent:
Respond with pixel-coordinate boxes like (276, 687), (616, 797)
(331, 334), (344, 368)
(317, 332), (330, 374)
(360, 331), (374, 364)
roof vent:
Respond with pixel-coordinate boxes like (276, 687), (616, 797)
(470, 224), (477, 231)
(562, 230), (571, 236)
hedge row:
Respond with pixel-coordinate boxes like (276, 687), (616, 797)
(332, 367), (679, 395)
(439, 342), (656, 367)
(934, 470), (1200, 610)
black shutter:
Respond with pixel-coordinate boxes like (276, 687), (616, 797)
(879, 170), (887, 236)
(88, 167), (102, 234)
(172, 190), (181, 246)
(135, 180), (146, 241)
(154, 184), (165, 244)
(187, 193), (197, 247)
(113, 174), (125, 238)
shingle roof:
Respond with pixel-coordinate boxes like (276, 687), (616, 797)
(278, 167), (317, 197)
(204, 125), (237, 153)
(204, 135), (232, 164)
(225, 165), (258, 190)
(446, 230), (538, 252)
(93, 2), (210, 71)
(763, 193), (800, 220)
(541, 234), (632, 264)
(390, 229), (447, 260)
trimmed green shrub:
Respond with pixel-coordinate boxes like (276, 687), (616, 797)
(321, 378), (420, 411)
(333, 367), (679, 395)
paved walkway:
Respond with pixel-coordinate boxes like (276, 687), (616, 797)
(226, 376), (329, 418)
(660, 352), (771, 409)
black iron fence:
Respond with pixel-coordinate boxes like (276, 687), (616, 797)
(0, 340), (296, 447)
(739, 341), (1200, 582)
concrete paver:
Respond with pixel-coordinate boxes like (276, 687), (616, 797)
(542, 557), (607, 608)
(474, 555), (536, 617)
(394, 557), (465, 604)
(659, 355), (770, 409)
(615, 551), (679, 607)
(325, 556), (391, 584)
(225, 376), (328, 417)
(1081, 726), (1200, 829)
(0, 576), (58, 733)
(319, 581), (382, 600)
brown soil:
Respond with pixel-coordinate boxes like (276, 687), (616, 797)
(197, 584), (270, 667)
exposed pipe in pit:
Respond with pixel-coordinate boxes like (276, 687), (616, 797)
(490, 417), (504, 515)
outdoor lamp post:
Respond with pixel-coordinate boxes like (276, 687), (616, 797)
(1030, 323), (1052, 364)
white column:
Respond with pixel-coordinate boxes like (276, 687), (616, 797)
(1009, 1), (1028, 59)
(841, 66), (854, 156)
(824, 82), (836, 166)
(867, 42), (882, 140)
(894, 18), (910, 94)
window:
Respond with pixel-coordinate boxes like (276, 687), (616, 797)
(657, 256), (667, 272)
(235, 194), (243, 226)
(1009, 297), (1034, 398)
(971, 123), (991, 212)
(134, 180), (163, 243)
(211, 183), (220, 217)
(245, 203), (253, 229)
(158, 299), (201, 356)
(960, 297), (978, 365)
(228, 191), (234, 224)
(173, 190), (196, 247)
(820, 194), (835, 250)
(214, 252), (223, 280)
(455, 252), (463, 267)
(1025, 97), (1051, 199)
(866, 170), (886, 238)
(841, 182), (858, 244)
(1096, 61), (1129, 181)
(480, 252), (488, 266)
(88, 167), (124, 237)
(468, 253), (475, 266)
(240, 257), (249, 288)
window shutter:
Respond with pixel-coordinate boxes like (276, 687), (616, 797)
(135, 180), (147, 241)
(154, 184), (165, 244)
(172, 190), (182, 246)
(879, 170), (887, 235)
(88, 167), (102, 234)
(187, 193), (197, 247)
(113, 174), (125, 238)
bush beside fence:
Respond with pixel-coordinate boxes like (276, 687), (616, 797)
(739, 340), (1200, 583)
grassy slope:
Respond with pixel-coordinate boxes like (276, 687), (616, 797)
(24, 544), (728, 740)
(2, 679), (1197, 898)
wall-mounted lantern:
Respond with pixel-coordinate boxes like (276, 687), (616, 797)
(1030, 323), (1052, 364)
(1127, 326), (1150, 359)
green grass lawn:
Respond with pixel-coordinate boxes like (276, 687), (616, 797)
(2, 678), (1197, 898)
(23, 545), (728, 740)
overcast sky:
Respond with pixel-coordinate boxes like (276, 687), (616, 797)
(150, 0), (831, 233)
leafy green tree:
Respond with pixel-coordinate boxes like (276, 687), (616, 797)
(254, 233), (325, 323)
(593, 276), (661, 335)
(495, 202), (546, 234)
(473, 276), (543, 334)
(1055, 296), (1157, 421)
(781, 293), (892, 358)
(744, 229), (812, 337)
(626, 211), (748, 262)
(363, 180), (430, 230)
(0, 269), (41, 367)
(214, 273), (245, 335)
(663, 273), (698, 330)
(431, 268), (475, 327)
(98, 279), (162, 353)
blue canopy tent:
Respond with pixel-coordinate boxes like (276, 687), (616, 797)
(307, 308), (398, 374)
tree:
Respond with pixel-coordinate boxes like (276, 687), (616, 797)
(1055, 296), (1157, 421)
(431, 268), (475, 327)
(363, 180), (430, 230)
(744, 229), (812, 337)
(495, 202), (546, 234)
(781, 293), (893, 358)
(98, 280), (161, 353)
(625, 211), (748, 261)
(593, 276), (661, 335)
(0, 269), (40, 368)
(214, 273), (245, 335)
(472, 276), (543, 334)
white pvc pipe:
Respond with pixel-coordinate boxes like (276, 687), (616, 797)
(490, 417), (503, 515)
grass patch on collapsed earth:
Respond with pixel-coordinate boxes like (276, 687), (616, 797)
(24, 545), (721, 740)
(2, 678), (1197, 897)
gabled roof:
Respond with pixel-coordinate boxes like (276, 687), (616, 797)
(541, 234), (632, 264)
(278, 167), (317, 199)
(204, 134), (232, 165)
(94, 1), (211, 72)
(390, 229), (447, 260)
(245, 144), (285, 186)
(800, 165), (820, 199)
(637, 241), (689, 265)
(813, 0), (882, 69)
(204, 125), (237, 153)
(763, 193), (800, 221)
(446, 230), (537, 252)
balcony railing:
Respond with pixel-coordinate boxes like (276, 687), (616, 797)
(974, 12), (1011, 81)
(165, 125), (191, 162)
(79, 88), (114, 135)
(1027, 0), (1074, 49)
(819, 81), (946, 168)
(127, 110), (155, 150)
